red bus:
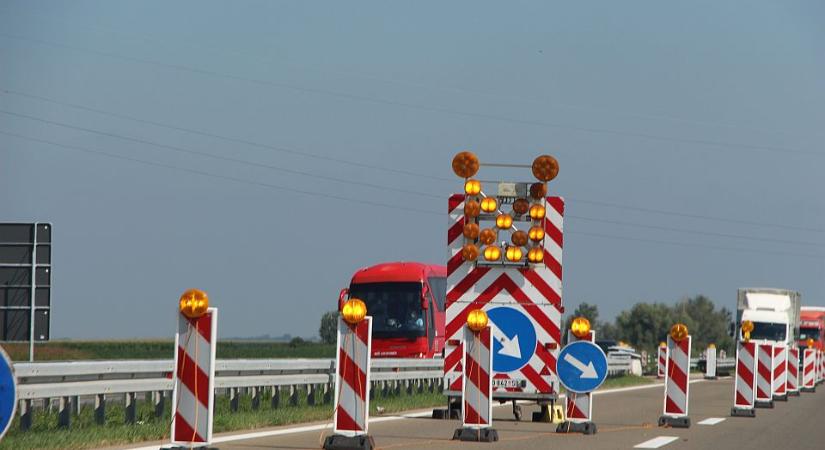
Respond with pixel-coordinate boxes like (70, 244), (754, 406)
(339, 262), (446, 358)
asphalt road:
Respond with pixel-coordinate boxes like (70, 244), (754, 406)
(127, 377), (825, 450)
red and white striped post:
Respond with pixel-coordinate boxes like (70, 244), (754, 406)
(453, 310), (497, 442)
(171, 289), (217, 447)
(801, 348), (816, 392)
(731, 341), (757, 417)
(819, 350), (824, 384)
(324, 298), (374, 450)
(557, 322), (597, 435)
(754, 344), (774, 408)
(659, 324), (691, 428)
(786, 347), (800, 397)
(657, 343), (667, 379)
(771, 345), (788, 401)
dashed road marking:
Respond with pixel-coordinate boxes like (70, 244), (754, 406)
(634, 436), (679, 448)
(698, 417), (726, 425)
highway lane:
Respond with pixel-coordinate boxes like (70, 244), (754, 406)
(125, 377), (825, 450)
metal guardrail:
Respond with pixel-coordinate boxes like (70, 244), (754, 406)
(12, 356), (635, 431)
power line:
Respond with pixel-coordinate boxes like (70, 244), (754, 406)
(0, 130), (442, 216)
(1, 32), (821, 158)
(3, 88), (822, 235)
(0, 109), (442, 200)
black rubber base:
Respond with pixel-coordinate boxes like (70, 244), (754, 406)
(452, 427), (499, 442)
(167, 447), (219, 450)
(773, 394), (788, 402)
(730, 407), (756, 417)
(556, 421), (597, 434)
(658, 415), (690, 428)
(323, 434), (375, 450)
(801, 387), (816, 393)
(704, 376), (718, 380)
(754, 400), (775, 409)
(788, 390), (800, 397)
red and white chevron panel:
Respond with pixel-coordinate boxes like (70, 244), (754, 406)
(755, 344), (774, 403)
(444, 195), (564, 398)
(802, 349), (816, 388)
(462, 325), (493, 428)
(657, 346), (667, 379)
(333, 316), (372, 436)
(171, 308), (217, 446)
(771, 345), (787, 398)
(663, 335), (691, 417)
(786, 347), (799, 393)
(820, 350), (824, 383)
(565, 330), (594, 422)
(733, 341), (756, 410)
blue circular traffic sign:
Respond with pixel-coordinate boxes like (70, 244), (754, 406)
(486, 307), (536, 373)
(557, 341), (608, 393)
(0, 346), (16, 441)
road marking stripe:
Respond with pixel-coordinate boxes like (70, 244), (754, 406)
(634, 436), (679, 448)
(697, 417), (726, 425)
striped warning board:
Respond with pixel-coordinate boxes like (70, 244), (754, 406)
(171, 308), (217, 446)
(663, 335), (691, 418)
(801, 348), (816, 390)
(732, 341), (756, 413)
(786, 347), (799, 394)
(462, 326), (493, 428)
(333, 316), (372, 436)
(565, 330), (594, 423)
(772, 345), (788, 399)
(657, 345), (667, 379)
(755, 344), (774, 406)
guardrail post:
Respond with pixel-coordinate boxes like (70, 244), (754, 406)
(323, 382), (331, 404)
(406, 380), (413, 396)
(251, 386), (260, 410)
(381, 381), (388, 397)
(19, 399), (32, 431)
(58, 396), (71, 428)
(429, 379), (435, 393)
(394, 380), (401, 396)
(125, 392), (136, 424)
(271, 386), (280, 409)
(72, 395), (80, 415)
(43, 397), (51, 412)
(94, 394), (105, 425)
(289, 385), (298, 406)
(369, 381), (375, 400)
(229, 387), (239, 412)
(307, 384), (316, 406)
(417, 379), (424, 394)
(153, 391), (164, 418)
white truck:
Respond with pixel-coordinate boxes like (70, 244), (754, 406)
(735, 288), (801, 346)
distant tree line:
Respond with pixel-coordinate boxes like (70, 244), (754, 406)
(563, 295), (734, 356)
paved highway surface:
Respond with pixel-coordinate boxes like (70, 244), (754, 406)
(125, 377), (824, 450)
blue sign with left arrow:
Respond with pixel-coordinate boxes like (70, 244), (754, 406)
(557, 341), (608, 393)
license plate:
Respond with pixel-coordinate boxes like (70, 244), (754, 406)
(493, 378), (524, 388)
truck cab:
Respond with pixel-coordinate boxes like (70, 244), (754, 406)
(736, 288), (801, 347)
(339, 262), (446, 358)
(798, 307), (825, 350)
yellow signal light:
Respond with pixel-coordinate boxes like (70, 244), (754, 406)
(659, 341), (667, 348)
(479, 228), (497, 245)
(670, 323), (689, 342)
(342, 298), (367, 325)
(741, 320), (754, 333)
(532, 154), (559, 182)
(452, 151), (480, 178)
(179, 289), (209, 319)
(527, 247), (544, 263)
(464, 179), (481, 196)
(463, 223), (480, 240)
(505, 246), (523, 262)
(807, 338), (815, 349)
(480, 197), (498, 213)
(467, 309), (489, 332)
(529, 204), (546, 220)
(464, 200), (480, 218)
(528, 226), (545, 242)
(708, 343), (716, 349)
(513, 198), (529, 215)
(483, 245), (501, 261)
(529, 182), (547, 200)
(496, 214), (513, 229)
(461, 244), (479, 262)
(511, 231), (528, 246)
(571, 317), (591, 339)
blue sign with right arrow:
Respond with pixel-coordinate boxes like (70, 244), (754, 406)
(557, 341), (608, 393)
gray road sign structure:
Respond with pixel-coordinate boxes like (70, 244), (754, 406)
(0, 223), (52, 361)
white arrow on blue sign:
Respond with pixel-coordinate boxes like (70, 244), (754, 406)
(557, 341), (608, 393)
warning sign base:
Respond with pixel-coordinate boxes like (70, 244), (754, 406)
(556, 421), (596, 435)
(772, 394), (788, 402)
(754, 400), (775, 409)
(452, 427), (499, 442)
(730, 407), (756, 418)
(658, 415), (690, 428)
(801, 387), (816, 393)
(323, 434), (375, 450)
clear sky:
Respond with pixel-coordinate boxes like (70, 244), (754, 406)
(1, 0), (823, 339)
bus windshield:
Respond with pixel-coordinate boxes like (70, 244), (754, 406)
(744, 321), (786, 342)
(800, 327), (821, 341)
(349, 282), (425, 339)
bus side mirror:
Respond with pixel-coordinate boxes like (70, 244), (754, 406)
(338, 288), (349, 311)
(421, 284), (430, 310)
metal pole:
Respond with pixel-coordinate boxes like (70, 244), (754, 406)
(29, 222), (38, 362)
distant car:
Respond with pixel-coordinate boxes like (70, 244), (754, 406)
(604, 342), (644, 376)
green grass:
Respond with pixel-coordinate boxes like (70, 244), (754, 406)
(0, 387), (446, 450)
(4, 340), (336, 361)
(599, 374), (655, 389)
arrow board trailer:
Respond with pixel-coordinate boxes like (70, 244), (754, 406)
(444, 180), (565, 412)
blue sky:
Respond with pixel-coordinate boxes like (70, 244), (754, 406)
(1, 0), (823, 339)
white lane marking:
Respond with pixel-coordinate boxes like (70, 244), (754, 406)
(127, 378), (715, 449)
(697, 417), (726, 425)
(634, 436), (679, 448)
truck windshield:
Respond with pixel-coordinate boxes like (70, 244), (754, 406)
(745, 322), (786, 341)
(349, 282), (425, 339)
(800, 327), (821, 341)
